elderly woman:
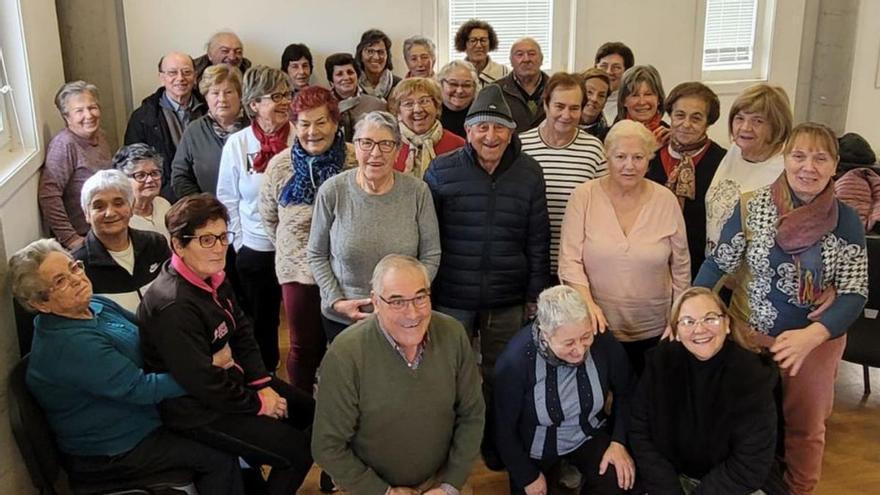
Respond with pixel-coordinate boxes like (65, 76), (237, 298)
(579, 68), (612, 141)
(403, 36), (436, 78)
(646, 82), (727, 278)
(559, 120), (690, 375)
(137, 194), (315, 495)
(307, 111), (441, 341)
(113, 143), (172, 240)
(281, 43), (313, 96)
(39, 81), (113, 250)
(630, 287), (779, 494)
(355, 29), (401, 100)
(705, 83), (793, 253)
(217, 65), (294, 372)
(260, 86), (356, 394)
(325, 53), (387, 142)
(521, 72), (607, 276)
(495, 285), (635, 495)
(437, 60), (479, 139)
(172, 64), (248, 198)
(616, 65), (669, 146)
(73, 169), (169, 313)
(694, 123), (868, 495)
(10, 239), (242, 493)
(389, 77), (465, 178)
(455, 19), (510, 88)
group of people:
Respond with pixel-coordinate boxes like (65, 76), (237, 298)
(19, 19), (869, 495)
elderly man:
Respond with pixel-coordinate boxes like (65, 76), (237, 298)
(193, 31), (252, 81)
(313, 254), (484, 495)
(124, 51), (205, 202)
(424, 84), (550, 468)
(594, 41), (635, 123)
(493, 38), (548, 133)
(403, 36), (436, 78)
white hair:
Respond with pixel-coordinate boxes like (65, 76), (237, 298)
(370, 254), (430, 295)
(80, 169), (134, 215)
(536, 286), (590, 338)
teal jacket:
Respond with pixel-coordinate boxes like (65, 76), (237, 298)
(26, 296), (185, 456)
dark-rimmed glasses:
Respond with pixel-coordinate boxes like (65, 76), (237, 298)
(354, 138), (397, 153)
(260, 92), (294, 103)
(183, 232), (236, 249)
(129, 170), (162, 183)
(378, 293), (431, 311)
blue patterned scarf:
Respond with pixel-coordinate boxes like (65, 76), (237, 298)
(279, 131), (346, 206)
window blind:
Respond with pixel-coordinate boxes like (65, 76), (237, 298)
(702, 0), (758, 71)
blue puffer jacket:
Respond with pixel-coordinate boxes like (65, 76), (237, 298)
(424, 135), (550, 310)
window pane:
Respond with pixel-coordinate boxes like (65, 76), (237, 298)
(702, 0), (757, 71)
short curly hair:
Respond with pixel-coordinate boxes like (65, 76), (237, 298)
(291, 86), (341, 124)
(454, 19), (499, 52)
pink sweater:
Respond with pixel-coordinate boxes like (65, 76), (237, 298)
(558, 179), (690, 341)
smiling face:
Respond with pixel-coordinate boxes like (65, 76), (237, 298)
(510, 40), (542, 80)
(355, 124), (398, 183)
(361, 41), (388, 77)
(397, 89), (439, 135)
(676, 294), (729, 361)
(731, 110), (774, 160)
(205, 80), (241, 124)
(466, 121), (513, 168)
(173, 218), (228, 279)
(159, 53), (195, 104)
(465, 28), (490, 64)
(250, 84), (291, 132)
(597, 54), (626, 91)
(607, 135), (650, 188)
(545, 321), (594, 365)
(287, 57), (312, 91)
(670, 96), (710, 146)
(331, 64), (359, 98)
(372, 265), (432, 350)
(208, 33), (243, 67)
(784, 133), (838, 203)
(582, 77), (609, 124)
(32, 251), (92, 315)
(296, 105), (338, 156)
(86, 189), (132, 240)
(545, 85), (583, 136)
(63, 92), (102, 140)
(623, 81), (659, 123)
(441, 67), (477, 111)
(406, 45), (435, 77)
(128, 160), (162, 202)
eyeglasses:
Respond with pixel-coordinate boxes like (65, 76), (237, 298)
(399, 96), (435, 111)
(467, 37), (490, 46)
(441, 80), (476, 91)
(129, 170), (162, 183)
(47, 259), (86, 294)
(365, 48), (387, 58)
(183, 231), (236, 248)
(161, 69), (195, 78)
(676, 312), (726, 331)
(261, 92), (294, 103)
(354, 138), (397, 153)
(379, 293), (431, 311)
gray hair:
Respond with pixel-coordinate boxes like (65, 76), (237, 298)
(112, 143), (164, 176)
(205, 30), (242, 52)
(80, 169), (134, 215)
(617, 64), (666, 122)
(353, 111), (402, 145)
(8, 238), (70, 312)
(403, 36), (437, 60)
(536, 286), (590, 338)
(370, 254), (430, 295)
(604, 119), (658, 160)
(509, 37), (544, 59)
(436, 60), (479, 86)
(54, 80), (100, 119)
(241, 65), (292, 119)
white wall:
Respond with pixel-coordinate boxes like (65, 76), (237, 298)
(846, 0), (880, 156)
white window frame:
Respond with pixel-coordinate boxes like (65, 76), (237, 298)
(0, 48), (15, 150)
(695, 0), (776, 83)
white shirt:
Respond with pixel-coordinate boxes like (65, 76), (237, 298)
(129, 196), (171, 243)
(603, 90), (619, 124)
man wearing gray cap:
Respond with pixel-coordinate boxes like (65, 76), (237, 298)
(424, 84), (550, 469)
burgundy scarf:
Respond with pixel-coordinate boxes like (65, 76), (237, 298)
(662, 136), (710, 208)
(250, 122), (291, 173)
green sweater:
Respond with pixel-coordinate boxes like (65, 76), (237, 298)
(312, 312), (485, 494)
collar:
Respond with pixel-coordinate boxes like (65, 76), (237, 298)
(377, 318), (431, 369)
(171, 253), (226, 294)
(512, 72), (547, 98)
(34, 297), (107, 331)
(83, 230), (136, 267)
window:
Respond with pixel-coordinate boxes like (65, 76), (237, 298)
(0, 47), (13, 149)
(447, 0), (553, 71)
(700, 0), (774, 81)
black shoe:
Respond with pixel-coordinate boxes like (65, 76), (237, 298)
(319, 470), (336, 493)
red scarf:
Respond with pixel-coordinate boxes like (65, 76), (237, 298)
(250, 122), (291, 173)
(660, 137), (710, 207)
(629, 112), (664, 132)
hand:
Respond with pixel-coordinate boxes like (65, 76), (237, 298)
(524, 473), (547, 495)
(652, 126), (671, 148)
(332, 298), (373, 321)
(387, 487), (419, 495)
(599, 441), (635, 490)
(211, 344), (235, 370)
(660, 323), (674, 341)
(808, 286), (837, 320)
(585, 298), (608, 334)
(257, 387), (288, 419)
(769, 323), (831, 376)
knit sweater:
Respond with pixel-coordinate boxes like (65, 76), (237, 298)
(312, 312), (485, 494)
(307, 169), (441, 324)
(259, 143), (357, 285)
(26, 296), (185, 456)
(217, 124), (296, 252)
(38, 128), (112, 248)
(441, 104), (468, 139)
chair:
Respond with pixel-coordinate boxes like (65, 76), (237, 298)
(842, 235), (880, 395)
(7, 355), (194, 494)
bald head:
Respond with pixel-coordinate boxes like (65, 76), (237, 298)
(158, 51), (195, 104)
(207, 32), (244, 67)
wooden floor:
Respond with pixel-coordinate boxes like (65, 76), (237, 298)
(276, 328), (880, 494)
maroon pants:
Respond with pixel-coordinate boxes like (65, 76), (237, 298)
(281, 282), (325, 395)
